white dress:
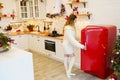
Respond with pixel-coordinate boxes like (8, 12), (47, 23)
(62, 25), (85, 54)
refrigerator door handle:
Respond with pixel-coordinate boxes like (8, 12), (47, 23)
(85, 42), (87, 50)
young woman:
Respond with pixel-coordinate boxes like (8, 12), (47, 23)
(62, 13), (86, 78)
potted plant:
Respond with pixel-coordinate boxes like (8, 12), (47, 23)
(110, 35), (120, 80)
(27, 24), (35, 32)
(0, 33), (14, 52)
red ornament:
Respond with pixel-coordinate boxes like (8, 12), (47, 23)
(76, 11), (79, 14)
(65, 15), (69, 20)
(10, 14), (15, 19)
(0, 5), (3, 8)
(3, 14), (7, 17)
(16, 30), (21, 32)
(76, 0), (79, 2)
(10, 14), (15, 17)
(110, 74), (117, 80)
(73, 7), (78, 11)
(0, 43), (2, 47)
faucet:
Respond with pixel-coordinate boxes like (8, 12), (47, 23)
(36, 25), (40, 32)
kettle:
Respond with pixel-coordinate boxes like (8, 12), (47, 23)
(52, 28), (57, 35)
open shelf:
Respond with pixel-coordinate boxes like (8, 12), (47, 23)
(76, 13), (91, 19)
(67, 1), (87, 8)
(43, 20), (53, 23)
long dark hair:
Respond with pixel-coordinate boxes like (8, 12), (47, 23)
(63, 13), (77, 34)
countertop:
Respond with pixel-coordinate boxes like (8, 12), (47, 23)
(0, 47), (32, 61)
(5, 31), (64, 40)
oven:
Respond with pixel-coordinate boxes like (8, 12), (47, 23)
(45, 40), (56, 52)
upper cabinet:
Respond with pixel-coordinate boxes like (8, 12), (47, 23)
(19, 0), (30, 18)
(18, 0), (46, 19)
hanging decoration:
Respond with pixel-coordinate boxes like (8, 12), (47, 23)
(60, 4), (65, 15)
(0, 3), (3, 20)
(65, 15), (69, 20)
(46, 4), (66, 18)
(73, 7), (78, 14)
(10, 10), (15, 19)
(0, 3), (3, 8)
(2, 14), (7, 17)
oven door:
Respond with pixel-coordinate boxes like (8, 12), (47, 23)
(45, 40), (56, 52)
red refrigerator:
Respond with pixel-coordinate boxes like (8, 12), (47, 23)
(81, 25), (116, 79)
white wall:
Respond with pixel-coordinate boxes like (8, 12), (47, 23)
(46, 0), (56, 13)
(88, 0), (120, 29)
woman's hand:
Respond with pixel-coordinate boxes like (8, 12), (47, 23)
(81, 43), (87, 50)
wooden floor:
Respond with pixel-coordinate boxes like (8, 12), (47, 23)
(32, 52), (108, 80)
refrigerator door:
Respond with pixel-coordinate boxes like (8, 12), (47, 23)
(81, 25), (116, 79)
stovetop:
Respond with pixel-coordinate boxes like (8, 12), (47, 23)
(48, 34), (63, 37)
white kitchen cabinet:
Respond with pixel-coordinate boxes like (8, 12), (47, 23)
(37, 36), (46, 54)
(28, 35), (46, 54)
(33, 0), (46, 19)
(18, 0), (33, 19)
(18, 0), (46, 19)
(55, 39), (64, 61)
(28, 35), (37, 51)
(10, 34), (28, 50)
(34, 36), (44, 53)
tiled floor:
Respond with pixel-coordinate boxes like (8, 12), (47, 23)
(32, 52), (110, 80)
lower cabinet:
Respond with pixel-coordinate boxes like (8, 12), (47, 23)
(28, 35), (64, 61)
(28, 35), (38, 52)
(10, 34), (28, 50)
(28, 35), (45, 54)
(35, 36), (45, 54)
(55, 39), (64, 62)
